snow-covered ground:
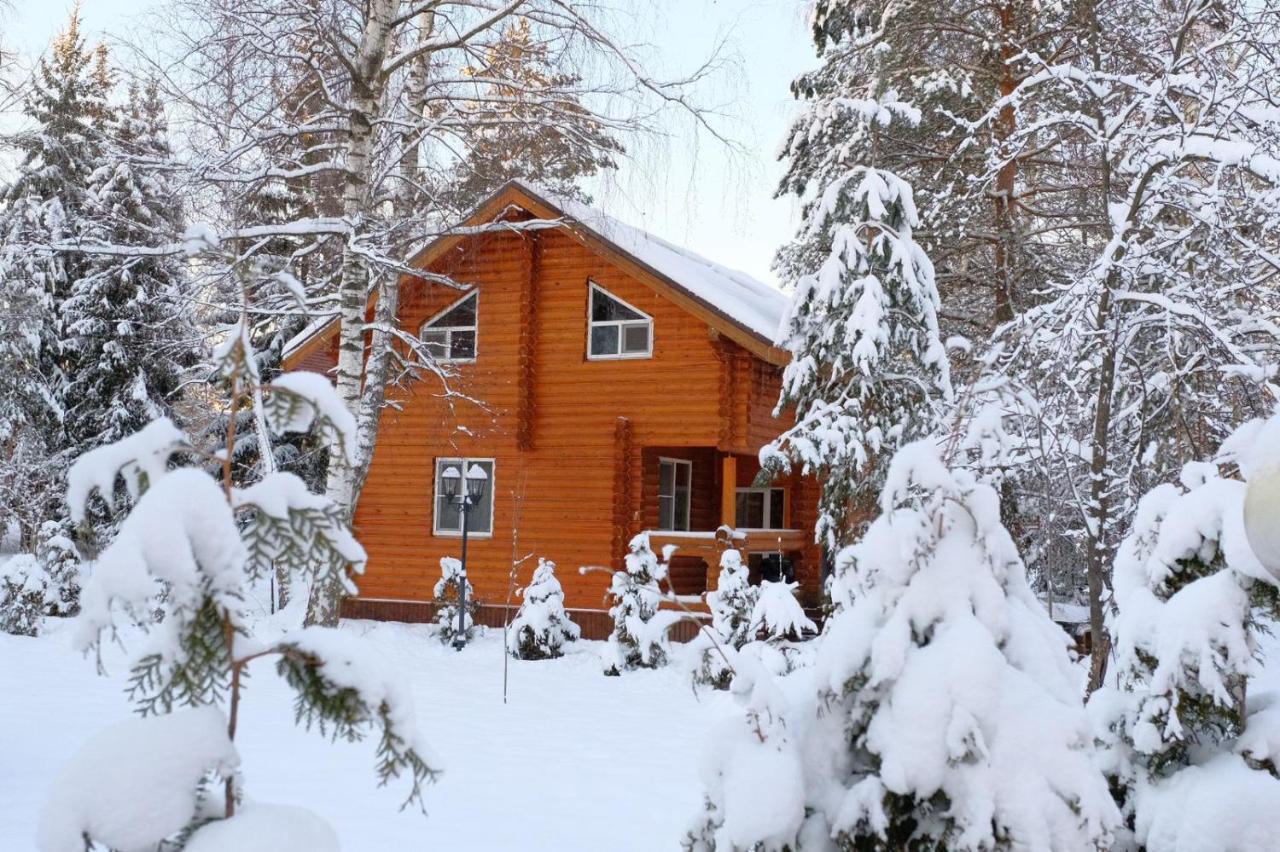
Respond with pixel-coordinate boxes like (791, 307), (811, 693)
(1, 618), (735, 851)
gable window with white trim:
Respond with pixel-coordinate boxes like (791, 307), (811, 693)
(588, 282), (652, 359)
(735, 487), (785, 530)
(433, 457), (494, 535)
(420, 291), (478, 362)
(658, 458), (692, 531)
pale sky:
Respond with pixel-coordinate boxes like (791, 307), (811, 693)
(6, 0), (815, 287)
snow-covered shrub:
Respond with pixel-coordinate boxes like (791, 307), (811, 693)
(1089, 415), (1280, 850)
(0, 521), (82, 636)
(39, 314), (437, 850)
(509, 558), (579, 660)
(688, 442), (1119, 850)
(695, 550), (759, 689)
(749, 579), (815, 643)
(603, 532), (681, 676)
(434, 556), (480, 646)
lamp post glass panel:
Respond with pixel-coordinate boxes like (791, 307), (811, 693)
(441, 464), (488, 649)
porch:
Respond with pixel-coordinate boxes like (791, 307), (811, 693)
(635, 448), (819, 602)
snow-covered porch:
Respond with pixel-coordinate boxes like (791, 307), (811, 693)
(639, 447), (812, 598)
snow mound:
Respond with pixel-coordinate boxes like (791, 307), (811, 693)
(185, 802), (339, 852)
(38, 707), (238, 852)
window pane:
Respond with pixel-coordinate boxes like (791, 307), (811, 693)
(738, 491), (765, 528)
(428, 293), (476, 329)
(468, 461), (494, 533)
(592, 287), (643, 322)
(450, 330), (476, 360)
(590, 324), (619, 356)
(675, 462), (691, 489)
(621, 323), (650, 354)
(674, 490), (689, 531)
(422, 330), (449, 359)
(435, 493), (461, 532)
(735, 492), (749, 527)
(659, 495), (674, 530)
(659, 461), (673, 497)
(769, 489), (785, 529)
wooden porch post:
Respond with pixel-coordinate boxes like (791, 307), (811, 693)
(720, 454), (737, 528)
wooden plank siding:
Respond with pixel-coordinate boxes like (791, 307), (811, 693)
(289, 206), (827, 614)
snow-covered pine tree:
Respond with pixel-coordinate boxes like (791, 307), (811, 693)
(508, 557), (580, 660)
(38, 275), (436, 849)
(689, 442), (1118, 849)
(0, 520), (81, 637)
(764, 81), (951, 547)
(749, 580), (816, 644)
(1089, 414), (1280, 849)
(0, 10), (112, 546)
(63, 78), (195, 515)
(695, 550), (758, 689)
(444, 17), (624, 210)
(433, 556), (480, 646)
(602, 532), (678, 676)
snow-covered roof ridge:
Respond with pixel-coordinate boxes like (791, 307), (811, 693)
(282, 180), (790, 361)
(512, 179), (788, 343)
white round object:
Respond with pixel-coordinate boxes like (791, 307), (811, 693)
(1243, 465), (1280, 582)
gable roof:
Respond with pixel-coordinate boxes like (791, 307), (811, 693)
(283, 180), (790, 365)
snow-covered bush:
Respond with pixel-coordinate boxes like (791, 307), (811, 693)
(688, 442), (1118, 850)
(509, 558), (579, 660)
(749, 579), (815, 643)
(602, 532), (680, 676)
(695, 550), (759, 689)
(1089, 415), (1280, 850)
(434, 556), (480, 646)
(39, 312), (437, 850)
(0, 521), (82, 636)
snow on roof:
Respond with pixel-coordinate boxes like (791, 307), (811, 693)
(512, 181), (789, 343)
(282, 181), (791, 360)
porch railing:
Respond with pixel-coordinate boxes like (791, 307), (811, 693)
(645, 525), (806, 559)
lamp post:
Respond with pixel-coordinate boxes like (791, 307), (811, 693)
(440, 463), (488, 650)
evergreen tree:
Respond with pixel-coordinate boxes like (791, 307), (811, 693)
(508, 558), (580, 660)
(695, 550), (758, 690)
(603, 532), (673, 676)
(0, 10), (112, 543)
(444, 17), (623, 210)
(763, 83), (951, 547)
(689, 443), (1118, 849)
(39, 299), (435, 847)
(433, 556), (479, 646)
(1090, 414), (1280, 848)
(64, 79), (194, 467)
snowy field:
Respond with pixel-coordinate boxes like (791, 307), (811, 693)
(1, 618), (735, 851)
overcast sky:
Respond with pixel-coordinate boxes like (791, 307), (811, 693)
(7, 0), (815, 287)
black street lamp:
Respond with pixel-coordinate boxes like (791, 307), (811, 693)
(440, 462), (488, 650)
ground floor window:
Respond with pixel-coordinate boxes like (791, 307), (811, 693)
(735, 487), (785, 529)
(433, 457), (495, 536)
(658, 458), (692, 531)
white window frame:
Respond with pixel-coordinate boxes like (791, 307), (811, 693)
(658, 457), (693, 532)
(734, 487), (786, 530)
(432, 456), (495, 537)
(587, 281), (653, 361)
(419, 290), (478, 364)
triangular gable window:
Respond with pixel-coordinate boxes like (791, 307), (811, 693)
(588, 282), (652, 359)
(420, 291), (477, 362)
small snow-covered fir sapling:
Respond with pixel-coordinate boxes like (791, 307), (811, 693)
(687, 442), (1119, 850)
(750, 579), (816, 644)
(434, 556), (481, 646)
(0, 521), (82, 637)
(694, 550), (758, 689)
(1088, 414), (1280, 849)
(509, 558), (580, 660)
(602, 532), (681, 676)
(38, 291), (438, 851)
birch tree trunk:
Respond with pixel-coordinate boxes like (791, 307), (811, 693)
(308, 0), (400, 626)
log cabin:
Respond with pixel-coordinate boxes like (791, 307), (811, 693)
(283, 181), (825, 636)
